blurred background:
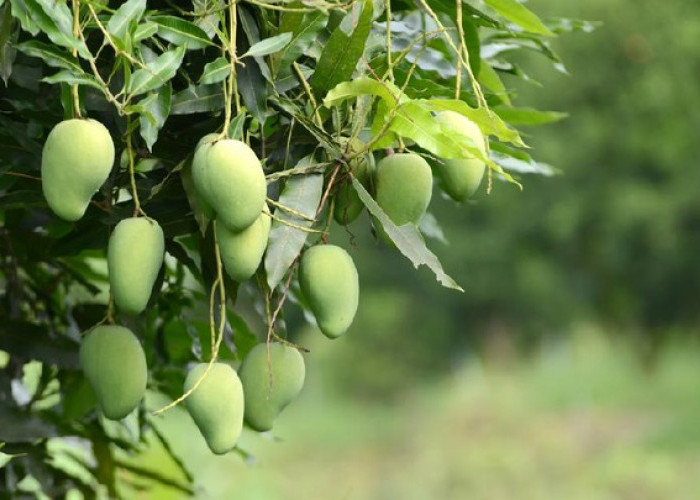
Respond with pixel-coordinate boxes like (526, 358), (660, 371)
(135, 0), (700, 497)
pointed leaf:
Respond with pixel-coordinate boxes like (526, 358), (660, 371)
(16, 41), (80, 72)
(241, 32), (292, 59)
(323, 77), (408, 108)
(171, 84), (224, 114)
(107, 0), (146, 41)
(483, 0), (554, 36)
(199, 56), (230, 85)
(274, 11), (327, 79)
(310, 0), (373, 95)
(350, 176), (462, 291)
(138, 83), (172, 150)
(149, 15), (214, 49)
(128, 46), (185, 96)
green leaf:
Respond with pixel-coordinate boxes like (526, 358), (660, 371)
(16, 0), (88, 57)
(42, 70), (102, 90)
(478, 62), (511, 105)
(274, 11), (327, 79)
(138, 83), (172, 150)
(171, 84), (224, 114)
(199, 56), (230, 85)
(107, 0), (146, 41)
(422, 99), (525, 146)
(241, 32), (292, 59)
(482, 0), (554, 36)
(237, 55), (267, 126)
(133, 20), (158, 42)
(128, 46), (185, 97)
(350, 176), (462, 291)
(264, 166), (323, 289)
(15, 41), (80, 72)
(494, 106), (568, 126)
(9, 0), (39, 36)
(228, 111), (247, 140)
(323, 77), (408, 108)
(149, 15), (214, 50)
(310, 0), (373, 95)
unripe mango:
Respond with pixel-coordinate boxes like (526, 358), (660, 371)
(184, 362), (244, 455)
(79, 325), (147, 420)
(216, 211), (271, 282)
(191, 133), (219, 219)
(108, 217), (165, 315)
(41, 119), (115, 221)
(299, 244), (359, 339)
(194, 139), (266, 232)
(435, 110), (487, 201)
(374, 153), (432, 226)
(239, 342), (305, 432)
(334, 138), (373, 225)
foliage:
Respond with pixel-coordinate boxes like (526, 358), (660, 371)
(0, 0), (578, 495)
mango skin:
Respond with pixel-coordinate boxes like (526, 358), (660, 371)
(216, 212), (271, 282)
(299, 244), (359, 339)
(41, 118), (115, 221)
(239, 343), (305, 432)
(191, 133), (219, 219)
(108, 217), (165, 315)
(375, 153), (433, 226)
(184, 362), (244, 455)
(79, 325), (147, 420)
(333, 139), (373, 225)
(194, 139), (266, 232)
(436, 111), (487, 201)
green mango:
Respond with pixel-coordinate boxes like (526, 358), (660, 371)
(435, 110), (487, 201)
(41, 118), (115, 221)
(216, 211), (271, 282)
(375, 153), (433, 226)
(299, 244), (359, 339)
(79, 325), (147, 420)
(333, 138), (373, 225)
(191, 133), (219, 219)
(184, 362), (244, 455)
(194, 139), (266, 232)
(239, 342), (305, 432)
(108, 217), (165, 315)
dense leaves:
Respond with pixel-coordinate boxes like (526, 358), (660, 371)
(0, 0), (579, 496)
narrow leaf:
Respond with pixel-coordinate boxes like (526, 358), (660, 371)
(107, 0), (146, 41)
(171, 84), (224, 114)
(42, 70), (102, 90)
(323, 77), (407, 108)
(199, 56), (230, 85)
(483, 0), (554, 36)
(138, 83), (172, 150)
(494, 106), (568, 126)
(241, 32), (292, 59)
(149, 15), (214, 49)
(16, 41), (80, 72)
(310, 0), (373, 94)
(274, 11), (327, 79)
(264, 167), (323, 289)
(128, 46), (185, 97)
(351, 176), (462, 291)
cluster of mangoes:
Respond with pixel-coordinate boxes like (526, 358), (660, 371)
(40, 109), (484, 453)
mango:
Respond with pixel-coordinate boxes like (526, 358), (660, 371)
(108, 217), (165, 315)
(374, 153), (432, 226)
(41, 118), (115, 221)
(239, 342), (305, 432)
(299, 244), (359, 339)
(79, 325), (147, 420)
(435, 110), (487, 201)
(190, 133), (219, 219)
(193, 138), (266, 232)
(333, 138), (373, 225)
(184, 362), (244, 454)
(216, 211), (271, 282)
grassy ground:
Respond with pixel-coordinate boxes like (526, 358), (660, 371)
(130, 326), (700, 499)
